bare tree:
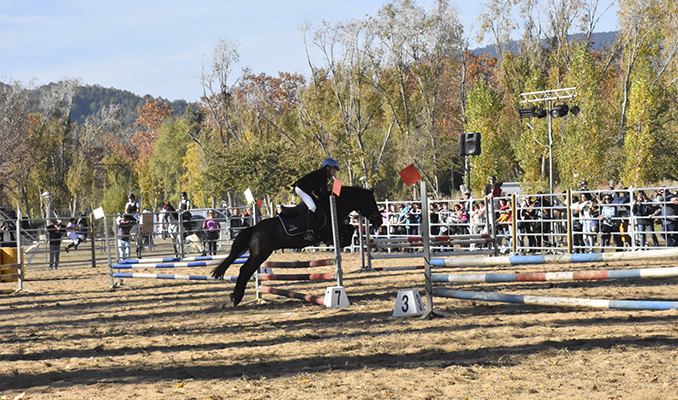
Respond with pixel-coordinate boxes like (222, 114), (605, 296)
(38, 78), (82, 121)
(200, 37), (241, 147)
(375, 0), (465, 194)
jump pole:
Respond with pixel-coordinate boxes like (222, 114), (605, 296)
(261, 259), (334, 268)
(112, 272), (237, 282)
(261, 286), (325, 305)
(329, 194), (343, 287)
(259, 273), (335, 281)
(112, 260), (227, 269)
(420, 180), (438, 319)
(432, 265), (678, 283)
(433, 288), (678, 311)
(430, 247), (678, 268)
(117, 254), (247, 264)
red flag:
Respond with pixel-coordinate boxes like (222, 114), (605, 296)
(332, 178), (343, 196)
(398, 164), (422, 186)
(255, 200), (263, 210)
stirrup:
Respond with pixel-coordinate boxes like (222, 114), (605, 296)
(304, 230), (316, 241)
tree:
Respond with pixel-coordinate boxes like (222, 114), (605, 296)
(147, 119), (191, 207)
(200, 37), (241, 147)
(0, 81), (33, 213)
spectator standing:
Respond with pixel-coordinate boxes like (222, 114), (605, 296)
(408, 203), (421, 235)
(117, 214), (137, 260)
(579, 193), (598, 252)
(598, 194), (618, 247)
(461, 191), (473, 214)
(437, 203), (451, 235)
(202, 210), (221, 255)
(633, 190), (660, 249)
(470, 202), (487, 236)
(451, 203), (469, 235)
(653, 189), (678, 247)
(46, 220), (65, 270)
(570, 195), (585, 252)
(387, 205), (400, 235)
(496, 199), (512, 249)
(429, 203), (439, 235)
(611, 189), (631, 248)
(230, 209), (244, 239)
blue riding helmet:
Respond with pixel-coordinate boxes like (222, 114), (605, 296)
(321, 158), (339, 170)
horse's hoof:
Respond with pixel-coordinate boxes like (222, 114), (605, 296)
(230, 292), (241, 307)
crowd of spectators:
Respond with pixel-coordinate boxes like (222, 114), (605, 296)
(368, 182), (678, 254)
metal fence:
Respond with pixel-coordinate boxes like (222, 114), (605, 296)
(369, 185), (678, 255)
(6, 185), (678, 270)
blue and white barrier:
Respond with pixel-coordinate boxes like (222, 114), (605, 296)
(117, 254), (248, 264)
(433, 289), (678, 311)
(113, 272), (237, 281)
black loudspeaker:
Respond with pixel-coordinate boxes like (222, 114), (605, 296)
(458, 133), (466, 156)
(458, 132), (481, 156)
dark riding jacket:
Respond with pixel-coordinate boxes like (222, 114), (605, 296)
(293, 167), (332, 199)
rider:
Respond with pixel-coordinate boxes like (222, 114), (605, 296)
(293, 158), (339, 241)
(179, 191), (192, 211)
(125, 193), (140, 215)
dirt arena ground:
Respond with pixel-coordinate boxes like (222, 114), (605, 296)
(2, 248), (678, 400)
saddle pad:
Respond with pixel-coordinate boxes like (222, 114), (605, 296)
(278, 212), (328, 237)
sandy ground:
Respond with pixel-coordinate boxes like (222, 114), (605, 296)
(2, 246), (678, 400)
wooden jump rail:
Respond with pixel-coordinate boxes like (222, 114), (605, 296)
(260, 286), (325, 305)
(261, 258), (335, 269)
(255, 259), (338, 305)
(259, 273), (335, 281)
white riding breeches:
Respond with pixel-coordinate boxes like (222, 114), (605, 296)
(295, 187), (316, 212)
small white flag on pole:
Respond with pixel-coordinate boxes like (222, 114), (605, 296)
(244, 188), (255, 205)
(93, 207), (106, 220)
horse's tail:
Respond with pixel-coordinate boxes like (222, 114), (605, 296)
(211, 226), (253, 279)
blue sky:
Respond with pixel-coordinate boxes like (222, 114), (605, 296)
(0, 0), (619, 102)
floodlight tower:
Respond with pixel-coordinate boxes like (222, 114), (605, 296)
(518, 87), (579, 194)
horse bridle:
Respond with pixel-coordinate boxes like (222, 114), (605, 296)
(365, 210), (382, 225)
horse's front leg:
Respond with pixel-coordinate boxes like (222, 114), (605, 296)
(231, 257), (264, 307)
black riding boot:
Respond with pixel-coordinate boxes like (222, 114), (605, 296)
(304, 210), (316, 241)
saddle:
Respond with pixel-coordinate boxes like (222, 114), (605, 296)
(277, 203), (327, 237)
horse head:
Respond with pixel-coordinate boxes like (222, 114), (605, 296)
(337, 186), (383, 228)
(160, 202), (179, 223)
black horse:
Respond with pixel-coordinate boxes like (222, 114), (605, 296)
(212, 186), (383, 307)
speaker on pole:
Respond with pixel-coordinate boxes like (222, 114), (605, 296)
(458, 133), (466, 156)
(458, 132), (481, 156)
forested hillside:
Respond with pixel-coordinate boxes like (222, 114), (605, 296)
(471, 31), (617, 58)
(2, 0), (677, 220)
(25, 83), (189, 128)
